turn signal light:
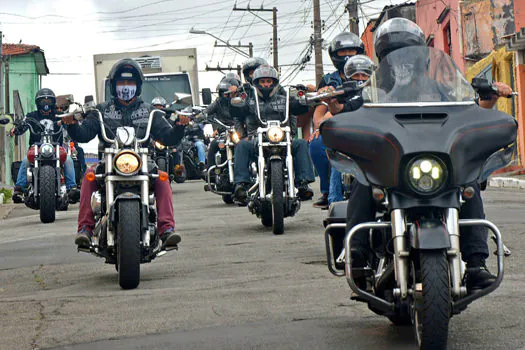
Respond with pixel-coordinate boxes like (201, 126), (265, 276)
(372, 187), (385, 201)
(85, 172), (96, 182)
(462, 186), (476, 200)
(159, 171), (169, 182)
(298, 90), (305, 97)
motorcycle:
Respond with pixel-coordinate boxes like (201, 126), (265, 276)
(78, 109), (171, 289)
(175, 107), (207, 181)
(203, 116), (241, 204)
(320, 46), (517, 349)
(233, 86), (301, 235)
(11, 117), (70, 223)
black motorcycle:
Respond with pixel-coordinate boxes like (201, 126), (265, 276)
(78, 109), (172, 289)
(320, 46), (517, 349)
(203, 117), (240, 204)
(175, 107), (207, 181)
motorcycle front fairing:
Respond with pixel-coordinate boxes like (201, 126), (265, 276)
(320, 47), (517, 206)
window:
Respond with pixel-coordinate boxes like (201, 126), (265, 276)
(443, 22), (452, 55)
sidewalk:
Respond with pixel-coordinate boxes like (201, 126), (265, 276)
(488, 174), (525, 189)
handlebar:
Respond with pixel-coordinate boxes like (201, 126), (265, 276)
(95, 109), (158, 145)
(251, 85), (290, 126)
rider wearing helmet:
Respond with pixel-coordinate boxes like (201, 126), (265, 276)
(206, 77), (241, 169)
(310, 32), (365, 210)
(151, 96), (168, 109)
(232, 65), (315, 205)
(341, 18), (507, 293)
(242, 57), (268, 85)
(67, 58), (189, 250)
(11, 88), (80, 203)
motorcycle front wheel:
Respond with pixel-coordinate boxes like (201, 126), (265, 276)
(270, 160), (284, 235)
(117, 200), (141, 290)
(39, 165), (56, 223)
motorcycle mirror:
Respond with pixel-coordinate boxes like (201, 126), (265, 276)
(230, 96), (245, 107)
(0, 116), (11, 125)
(201, 88), (212, 105)
(173, 92), (193, 105)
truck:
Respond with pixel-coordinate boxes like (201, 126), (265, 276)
(93, 48), (200, 108)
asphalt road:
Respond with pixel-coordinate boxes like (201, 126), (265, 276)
(1, 181), (524, 350)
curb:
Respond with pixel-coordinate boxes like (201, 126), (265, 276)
(488, 177), (525, 189)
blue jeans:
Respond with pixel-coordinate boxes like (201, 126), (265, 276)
(234, 139), (315, 185)
(16, 155), (77, 190)
(309, 135), (330, 194)
(194, 140), (206, 164)
(328, 167), (343, 205)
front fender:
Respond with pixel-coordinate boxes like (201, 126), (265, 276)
(409, 219), (451, 250)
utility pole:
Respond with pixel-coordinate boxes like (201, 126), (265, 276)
(233, 5), (279, 70)
(0, 32), (4, 184)
(313, 0), (324, 86)
(0, 31), (3, 116)
(347, 0), (359, 35)
(214, 41), (253, 57)
(205, 64), (243, 77)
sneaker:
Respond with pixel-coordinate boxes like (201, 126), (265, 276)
(312, 193), (329, 209)
(297, 182), (314, 201)
(464, 254), (496, 292)
(12, 186), (24, 204)
(68, 186), (80, 204)
(233, 183), (250, 206)
(161, 228), (181, 250)
(75, 226), (92, 247)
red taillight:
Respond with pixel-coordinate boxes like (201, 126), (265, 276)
(27, 146), (36, 164)
(59, 146), (67, 164)
(298, 90), (305, 97)
(241, 92), (247, 99)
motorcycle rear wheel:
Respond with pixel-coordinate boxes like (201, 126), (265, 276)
(412, 249), (451, 349)
(270, 160), (284, 235)
(117, 200), (141, 290)
(39, 165), (56, 223)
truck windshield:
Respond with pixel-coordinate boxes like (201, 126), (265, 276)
(104, 73), (193, 109)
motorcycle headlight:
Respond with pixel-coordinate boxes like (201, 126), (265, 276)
(39, 143), (54, 158)
(154, 141), (166, 150)
(267, 127), (284, 143)
(114, 151), (141, 175)
(407, 156), (447, 195)
(231, 131), (240, 144)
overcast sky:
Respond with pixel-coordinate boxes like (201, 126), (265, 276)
(0, 0), (401, 151)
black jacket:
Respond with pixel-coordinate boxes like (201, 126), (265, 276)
(15, 110), (63, 145)
(206, 97), (234, 133)
(232, 91), (308, 138)
(67, 98), (185, 149)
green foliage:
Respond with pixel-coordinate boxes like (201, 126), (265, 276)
(0, 188), (13, 203)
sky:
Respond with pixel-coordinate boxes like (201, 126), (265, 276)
(0, 0), (403, 151)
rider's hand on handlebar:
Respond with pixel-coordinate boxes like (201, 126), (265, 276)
(60, 114), (77, 125)
(9, 127), (16, 137)
(176, 115), (191, 126)
(493, 82), (513, 98)
(317, 86), (335, 103)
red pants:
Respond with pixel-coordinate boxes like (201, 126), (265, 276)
(77, 166), (175, 235)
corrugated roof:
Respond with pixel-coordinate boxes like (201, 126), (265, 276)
(2, 44), (41, 57)
(1, 43), (49, 75)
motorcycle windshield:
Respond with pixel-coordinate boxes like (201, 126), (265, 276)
(363, 47), (477, 104)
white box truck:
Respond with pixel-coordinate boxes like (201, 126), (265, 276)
(93, 48), (199, 108)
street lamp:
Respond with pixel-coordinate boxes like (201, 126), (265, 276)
(189, 28), (250, 58)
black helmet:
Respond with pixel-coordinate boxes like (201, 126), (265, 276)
(222, 72), (242, 85)
(35, 88), (56, 115)
(217, 78), (241, 97)
(108, 58), (145, 99)
(344, 55), (376, 80)
(252, 64), (279, 100)
(374, 18), (426, 62)
(328, 32), (365, 72)
(242, 57), (268, 84)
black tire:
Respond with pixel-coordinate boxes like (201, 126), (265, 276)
(222, 195), (234, 204)
(412, 250), (451, 349)
(117, 200), (141, 290)
(39, 166), (56, 223)
(270, 160), (284, 235)
(261, 201), (273, 227)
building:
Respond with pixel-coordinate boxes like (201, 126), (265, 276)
(1, 44), (49, 184)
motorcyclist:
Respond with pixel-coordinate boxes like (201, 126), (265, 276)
(232, 64), (315, 205)
(56, 95), (87, 176)
(11, 88), (80, 203)
(67, 59), (189, 250)
(205, 77), (240, 170)
(338, 18), (513, 293)
(309, 32), (365, 209)
(242, 57), (268, 85)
